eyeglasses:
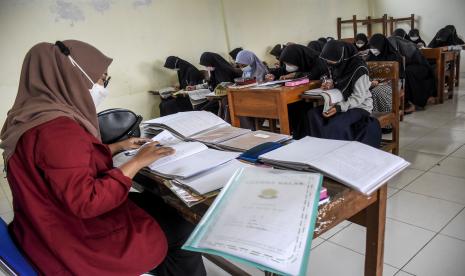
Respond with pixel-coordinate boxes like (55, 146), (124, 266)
(103, 76), (111, 88)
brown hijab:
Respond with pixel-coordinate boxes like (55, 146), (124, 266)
(0, 40), (112, 163)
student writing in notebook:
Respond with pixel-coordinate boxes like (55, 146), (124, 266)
(160, 56), (206, 116)
(235, 49), (269, 83)
(0, 40), (206, 276)
(407, 29), (426, 48)
(199, 52), (242, 90)
(305, 40), (382, 148)
(428, 25), (465, 48)
(265, 43), (287, 81)
(272, 44), (327, 80)
(354, 33), (370, 52)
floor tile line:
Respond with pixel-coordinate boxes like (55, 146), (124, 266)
(383, 217), (438, 233)
(397, 205), (465, 274)
(399, 187), (465, 205)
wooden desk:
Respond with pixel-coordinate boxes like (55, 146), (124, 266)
(134, 170), (387, 276)
(227, 81), (320, 135)
(421, 48), (457, 103)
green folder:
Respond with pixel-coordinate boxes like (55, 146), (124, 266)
(183, 167), (322, 276)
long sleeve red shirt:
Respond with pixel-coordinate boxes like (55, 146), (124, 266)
(6, 117), (167, 275)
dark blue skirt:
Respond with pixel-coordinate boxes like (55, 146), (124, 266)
(307, 106), (382, 148)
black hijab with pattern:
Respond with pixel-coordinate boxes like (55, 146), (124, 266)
(320, 40), (368, 100)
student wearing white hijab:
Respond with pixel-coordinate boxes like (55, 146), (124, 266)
(235, 50), (269, 83)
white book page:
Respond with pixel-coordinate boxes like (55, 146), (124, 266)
(187, 89), (212, 101)
(148, 141), (207, 170)
(153, 149), (239, 179)
(310, 141), (409, 194)
(260, 136), (348, 165)
(198, 169), (320, 275)
(143, 111), (229, 137)
(177, 159), (253, 194)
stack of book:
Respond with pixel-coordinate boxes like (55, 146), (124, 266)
(143, 111), (291, 151)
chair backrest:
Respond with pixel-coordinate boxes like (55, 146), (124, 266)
(0, 218), (37, 276)
(366, 61), (400, 117)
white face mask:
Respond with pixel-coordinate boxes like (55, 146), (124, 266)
(285, 64), (298, 73)
(89, 83), (109, 107)
(410, 36), (419, 41)
(370, 49), (381, 56)
(68, 55), (109, 107)
(241, 65), (252, 72)
(356, 42), (365, 48)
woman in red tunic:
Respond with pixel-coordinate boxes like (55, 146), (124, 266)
(0, 40), (206, 275)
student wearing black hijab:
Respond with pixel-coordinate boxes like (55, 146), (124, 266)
(318, 37), (328, 45)
(304, 40), (381, 148)
(393, 28), (409, 40)
(266, 44), (287, 81)
(159, 56), (206, 116)
(277, 44), (327, 80)
(229, 47), (243, 61)
(389, 34), (435, 112)
(199, 52), (241, 90)
(354, 33), (370, 51)
(367, 34), (403, 128)
(307, 40), (325, 53)
(408, 29), (426, 48)
(429, 25), (465, 48)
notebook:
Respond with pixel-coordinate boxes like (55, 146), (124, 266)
(143, 111), (251, 144)
(175, 159), (254, 195)
(183, 167), (322, 276)
(113, 131), (240, 179)
(259, 136), (410, 195)
(304, 88), (344, 112)
(218, 130), (291, 151)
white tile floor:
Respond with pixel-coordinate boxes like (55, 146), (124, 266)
(1, 78), (465, 276)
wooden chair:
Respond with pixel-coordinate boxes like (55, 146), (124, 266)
(367, 61), (400, 155)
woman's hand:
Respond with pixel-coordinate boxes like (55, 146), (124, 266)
(321, 80), (334, 90)
(322, 106), (337, 118)
(265, 74), (275, 82)
(279, 73), (296, 80)
(371, 80), (379, 87)
(108, 137), (151, 155)
(119, 142), (175, 178)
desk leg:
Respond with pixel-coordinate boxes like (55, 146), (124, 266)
(364, 185), (387, 276)
(277, 95), (291, 135)
(227, 92), (241, 127)
(438, 56), (446, 104)
(456, 54), (460, 87)
(448, 60), (455, 99)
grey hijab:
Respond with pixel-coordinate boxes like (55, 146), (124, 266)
(235, 50), (268, 83)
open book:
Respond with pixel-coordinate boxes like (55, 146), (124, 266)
(183, 167), (322, 276)
(259, 136), (410, 195)
(143, 111), (250, 145)
(112, 131), (239, 179)
(175, 159), (254, 195)
(304, 88), (344, 112)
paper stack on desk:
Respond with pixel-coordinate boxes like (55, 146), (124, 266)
(143, 111), (290, 150)
(259, 136), (410, 195)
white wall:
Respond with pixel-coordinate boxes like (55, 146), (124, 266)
(0, 0), (229, 129)
(370, 0), (465, 44)
(223, 0), (370, 64)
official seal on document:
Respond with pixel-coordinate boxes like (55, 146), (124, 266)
(258, 188), (278, 199)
